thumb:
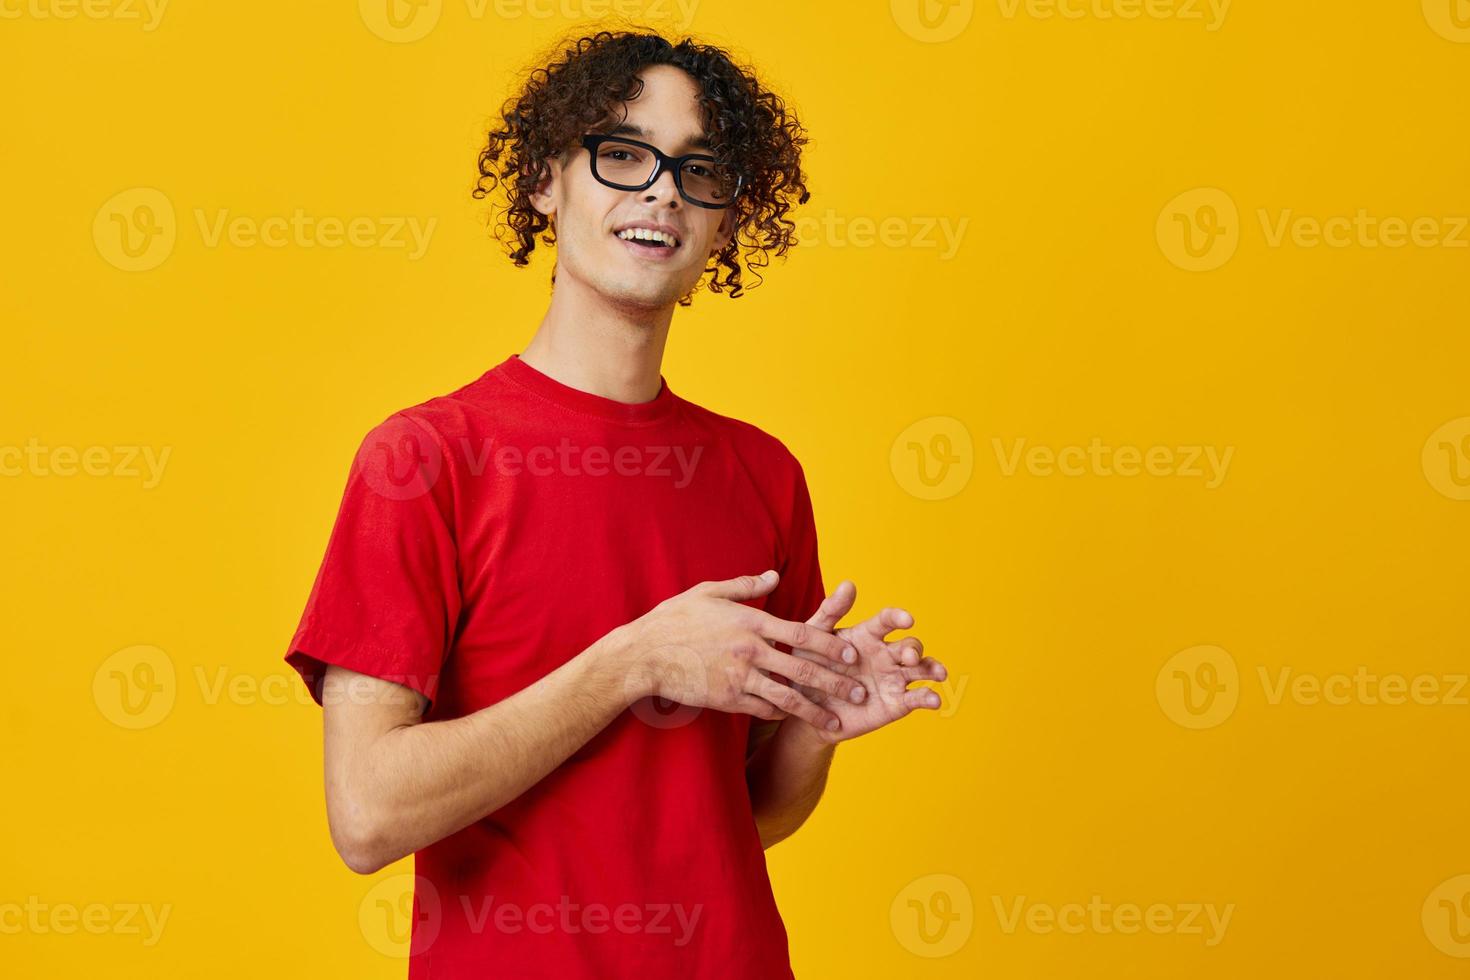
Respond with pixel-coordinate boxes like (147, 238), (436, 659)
(704, 569), (781, 601)
(807, 580), (856, 631)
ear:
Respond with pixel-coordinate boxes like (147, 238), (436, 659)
(709, 206), (737, 255)
(528, 157), (561, 218)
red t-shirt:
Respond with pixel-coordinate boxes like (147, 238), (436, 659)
(285, 353), (825, 978)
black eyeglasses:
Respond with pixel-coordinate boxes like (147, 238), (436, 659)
(580, 133), (743, 209)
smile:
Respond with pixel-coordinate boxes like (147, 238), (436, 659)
(615, 227), (681, 249)
(613, 228), (683, 262)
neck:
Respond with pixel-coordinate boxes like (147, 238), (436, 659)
(519, 274), (673, 404)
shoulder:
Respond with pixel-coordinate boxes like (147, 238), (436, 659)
(342, 371), (505, 506)
(676, 396), (811, 503)
(358, 367), (507, 456)
(681, 397), (805, 468)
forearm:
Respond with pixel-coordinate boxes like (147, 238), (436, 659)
(343, 628), (642, 872)
(745, 717), (837, 849)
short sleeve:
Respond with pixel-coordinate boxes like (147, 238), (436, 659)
(284, 411), (462, 710)
(762, 453), (827, 629)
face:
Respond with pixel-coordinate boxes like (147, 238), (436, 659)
(530, 64), (737, 312)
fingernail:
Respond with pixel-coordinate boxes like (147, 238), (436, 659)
(850, 686), (865, 703)
(826, 718), (840, 732)
(843, 646), (856, 664)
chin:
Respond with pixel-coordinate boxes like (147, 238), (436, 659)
(606, 269), (698, 306)
(600, 280), (680, 312)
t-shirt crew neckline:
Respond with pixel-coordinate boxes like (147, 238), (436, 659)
(498, 353), (678, 426)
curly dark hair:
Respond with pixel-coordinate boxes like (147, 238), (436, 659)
(472, 27), (811, 304)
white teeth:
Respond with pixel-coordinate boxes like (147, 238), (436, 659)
(616, 227), (677, 247)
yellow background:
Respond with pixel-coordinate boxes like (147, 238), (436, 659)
(4, 0), (1469, 976)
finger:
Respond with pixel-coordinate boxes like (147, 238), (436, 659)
(790, 682), (828, 706)
(904, 686), (943, 711)
(889, 636), (924, 665)
(756, 666), (796, 688)
(755, 642), (866, 705)
(701, 569), (781, 602)
(754, 612), (856, 664)
(858, 607), (915, 643)
(789, 647), (855, 678)
(732, 693), (787, 722)
(806, 580), (856, 632)
(900, 657), (947, 683)
(751, 672), (841, 733)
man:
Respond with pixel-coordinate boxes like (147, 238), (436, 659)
(285, 29), (947, 979)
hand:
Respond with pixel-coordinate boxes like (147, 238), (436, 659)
(786, 581), (947, 744)
(616, 570), (867, 734)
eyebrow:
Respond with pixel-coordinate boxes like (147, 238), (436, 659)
(605, 122), (711, 153)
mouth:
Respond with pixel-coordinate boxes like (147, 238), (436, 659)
(613, 226), (682, 260)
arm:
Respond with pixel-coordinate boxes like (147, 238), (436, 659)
(744, 581), (946, 848)
(321, 570), (860, 875)
(745, 718), (837, 849)
(322, 631), (638, 875)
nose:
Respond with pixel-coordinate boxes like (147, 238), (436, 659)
(640, 165), (682, 208)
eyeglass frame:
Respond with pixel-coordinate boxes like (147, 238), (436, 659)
(579, 133), (744, 210)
